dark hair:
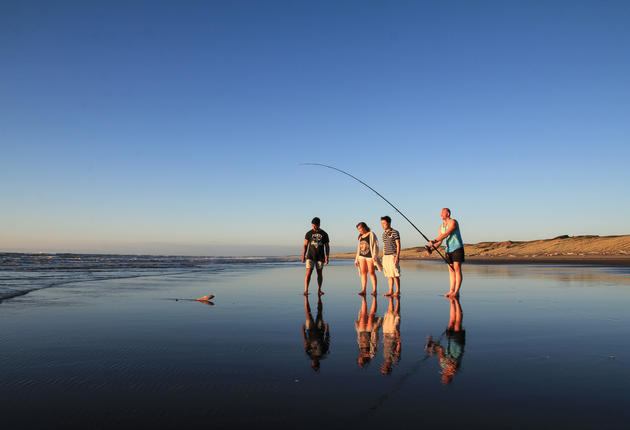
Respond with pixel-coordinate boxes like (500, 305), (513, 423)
(311, 217), (320, 226)
(356, 222), (370, 239)
(381, 215), (391, 224)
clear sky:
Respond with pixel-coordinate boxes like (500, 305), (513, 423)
(2, 1), (629, 255)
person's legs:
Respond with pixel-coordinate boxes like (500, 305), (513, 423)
(448, 297), (456, 329)
(316, 265), (324, 294)
(445, 265), (455, 297)
(384, 277), (394, 296)
(358, 295), (368, 328)
(358, 258), (368, 294)
(394, 277), (401, 296)
(369, 295), (378, 319)
(366, 259), (377, 295)
(304, 267), (313, 295)
(452, 262), (462, 296)
(383, 255), (394, 296)
(453, 297), (463, 330)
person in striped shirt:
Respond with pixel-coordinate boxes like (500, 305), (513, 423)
(380, 216), (401, 296)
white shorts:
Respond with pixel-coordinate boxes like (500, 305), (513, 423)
(356, 256), (374, 262)
(382, 255), (400, 278)
(306, 259), (324, 270)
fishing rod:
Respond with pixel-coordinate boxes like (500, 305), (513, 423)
(300, 163), (454, 270)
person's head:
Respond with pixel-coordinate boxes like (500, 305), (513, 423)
(311, 217), (321, 230)
(441, 208), (451, 221)
(356, 222), (370, 236)
(380, 216), (391, 230)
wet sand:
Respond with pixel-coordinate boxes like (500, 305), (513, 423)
(2, 261), (630, 428)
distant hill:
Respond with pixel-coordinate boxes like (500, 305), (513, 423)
(332, 235), (630, 265)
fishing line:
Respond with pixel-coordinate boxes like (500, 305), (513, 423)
(300, 163), (454, 270)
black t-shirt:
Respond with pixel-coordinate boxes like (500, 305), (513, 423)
(305, 229), (330, 261)
(359, 234), (372, 258)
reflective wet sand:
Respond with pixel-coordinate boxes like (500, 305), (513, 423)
(1, 261), (629, 428)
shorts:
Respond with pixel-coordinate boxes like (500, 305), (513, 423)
(306, 259), (324, 270)
(382, 255), (400, 278)
(445, 247), (465, 264)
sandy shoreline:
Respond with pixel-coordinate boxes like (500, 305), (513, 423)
(330, 234), (630, 266)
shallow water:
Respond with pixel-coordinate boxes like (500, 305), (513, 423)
(1, 260), (629, 429)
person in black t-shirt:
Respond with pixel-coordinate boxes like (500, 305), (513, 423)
(301, 217), (330, 295)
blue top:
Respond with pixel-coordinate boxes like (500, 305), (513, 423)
(440, 222), (463, 253)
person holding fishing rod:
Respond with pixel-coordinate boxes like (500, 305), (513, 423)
(302, 217), (330, 296)
(354, 221), (382, 295)
(427, 208), (465, 297)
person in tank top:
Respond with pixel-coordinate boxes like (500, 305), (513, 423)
(428, 208), (465, 297)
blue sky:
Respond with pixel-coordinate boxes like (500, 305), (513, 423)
(2, 1), (629, 255)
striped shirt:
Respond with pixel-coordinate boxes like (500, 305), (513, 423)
(382, 229), (400, 255)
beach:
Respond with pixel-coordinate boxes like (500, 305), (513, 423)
(2, 255), (630, 428)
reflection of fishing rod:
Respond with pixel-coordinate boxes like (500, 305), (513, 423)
(365, 329), (447, 415)
(366, 351), (433, 414)
(300, 163), (454, 270)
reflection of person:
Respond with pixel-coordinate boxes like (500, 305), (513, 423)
(355, 294), (382, 368)
(425, 297), (465, 385)
(302, 294), (330, 372)
(381, 295), (401, 375)
(354, 222), (382, 296)
(428, 208), (464, 297)
(301, 217), (330, 295)
(380, 216), (401, 296)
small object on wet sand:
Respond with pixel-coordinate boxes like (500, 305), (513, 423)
(172, 295), (215, 305)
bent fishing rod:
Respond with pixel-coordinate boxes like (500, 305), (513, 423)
(300, 163), (454, 271)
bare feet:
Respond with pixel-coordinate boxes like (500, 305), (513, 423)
(357, 290), (366, 296)
(383, 291), (393, 296)
(303, 291), (309, 296)
(370, 291), (377, 296)
(318, 290), (325, 296)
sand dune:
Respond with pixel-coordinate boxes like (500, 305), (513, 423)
(333, 235), (630, 265)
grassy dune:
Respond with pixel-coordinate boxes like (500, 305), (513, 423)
(332, 235), (630, 265)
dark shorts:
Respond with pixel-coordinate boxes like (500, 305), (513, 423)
(445, 247), (465, 264)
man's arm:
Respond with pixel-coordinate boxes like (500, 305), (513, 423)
(324, 243), (330, 264)
(302, 239), (309, 263)
(394, 238), (401, 264)
(430, 220), (457, 246)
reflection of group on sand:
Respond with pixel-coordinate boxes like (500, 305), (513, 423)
(355, 294), (383, 368)
(355, 294), (402, 374)
(381, 295), (401, 375)
(300, 291), (466, 383)
(302, 294), (330, 371)
(425, 297), (465, 384)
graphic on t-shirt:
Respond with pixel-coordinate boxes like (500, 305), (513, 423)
(305, 229), (329, 261)
(359, 236), (371, 258)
